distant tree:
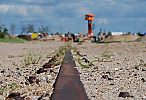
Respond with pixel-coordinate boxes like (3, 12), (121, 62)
(26, 24), (34, 33)
(44, 26), (49, 33)
(107, 31), (112, 36)
(137, 32), (144, 36)
(127, 32), (131, 35)
(137, 32), (141, 35)
(10, 23), (16, 34)
(103, 32), (106, 35)
(39, 25), (49, 33)
(97, 32), (101, 36)
(97, 28), (102, 36)
(21, 25), (27, 34)
(0, 25), (8, 38)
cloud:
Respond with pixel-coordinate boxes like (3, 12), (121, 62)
(0, 5), (10, 13)
(97, 18), (109, 25)
(0, 0), (146, 33)
(0, 4), (28, 16)
(0, 4), (47, 17)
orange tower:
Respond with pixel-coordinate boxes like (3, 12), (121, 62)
(85, 14), (95, 37)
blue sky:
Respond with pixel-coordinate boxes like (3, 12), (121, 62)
(0, 0), (146, 34)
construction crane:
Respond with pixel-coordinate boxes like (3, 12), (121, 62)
(85, 14), (95, 37)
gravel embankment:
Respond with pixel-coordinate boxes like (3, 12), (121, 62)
(0, 41), (65, 100)
(73, 42), (146, 100)
(0, 41), (146, 100)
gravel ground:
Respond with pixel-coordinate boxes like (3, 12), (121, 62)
(0, 41), (65, 100)
(73, 42), (146, 100)
(0, 41), (146, 100)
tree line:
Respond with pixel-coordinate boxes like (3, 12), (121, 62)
(0, 24), (50, 38)
(21, 24), (49, 34)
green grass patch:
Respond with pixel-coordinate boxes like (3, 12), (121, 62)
(0, 37), (27, 43)
(22, 52), (42, 67)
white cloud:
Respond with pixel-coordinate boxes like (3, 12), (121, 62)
(0, 4), (46, 17)
(0, 0), (146, 33)
(16, 6), (28, 16)
(0, 4), (28, 16)
(28, 6), (44, 15)
(0, 5), (10, 13)
(97, 18), (109, 25)
(106, 0), (117, 5)
(76, 6), (91, 18)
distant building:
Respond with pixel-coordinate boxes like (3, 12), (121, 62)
(111, 32), (126, 35)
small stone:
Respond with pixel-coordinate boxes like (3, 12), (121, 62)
(28, 76), (37, 84)
(24, 97), (31, 100)
(142, 67), (146, 71)
(82, 57), (90, 63)
(141, 78), (146, 82)
(18, 72), (22, 76)
(117, 62), (120, 64)
(114, 68), (118, 71)
(6, 75), (11, 77)
(16, 68), (20, 70)
(6, 92), (24, 100)
(108, 78), (113, 80)
(47, 75), (52, 80)
(135, 66), (139, 70)
(37, 68), (47, 74)
(42, 97), (50, 100)
(0, 96), (4, 100)
(31, 96), (40, 100)
(92, 96), (96, 98)
(101, 75), (109, 79)
(106, 72), (111, 75)
(110, 83), (114, 85)
(119, 92), (133, 98)
(143, 93), (146, 99)
(133, 74), (137, 76)
(1, 70), (5, 74)
(43, 64), (51, 69)
(36, 79), (40, 84)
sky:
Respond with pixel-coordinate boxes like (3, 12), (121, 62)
(0, 0), (146, 34)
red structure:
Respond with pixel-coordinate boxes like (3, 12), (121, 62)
(85, 14), (95, 37)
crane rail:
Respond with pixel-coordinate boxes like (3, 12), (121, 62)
(51, 50), (89, 100)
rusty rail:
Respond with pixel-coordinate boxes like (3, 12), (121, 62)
(51, 50), (89, 100)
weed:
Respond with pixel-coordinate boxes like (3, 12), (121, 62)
(102, 53), (112, 58)
(53, 61), (62, 66)
(46, 45), (68, 67)
(134, 60), (146, 70)
(72, 46), (77, 52)
(95, 53), (113, 62)
(0, 83), (19, 95)
(0, 87), (5, 95)
(144, 63), (146, 67)
(77, 42), (83, 45)
(76, 58), (96, 69)
(8, 83), (19, 91)
(12, 62), (19, 67)
(77, 58), (90, 68)
(8, 55), (15, 58)
(96, 45), (113, 62)
(23, 53), (42, 66)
